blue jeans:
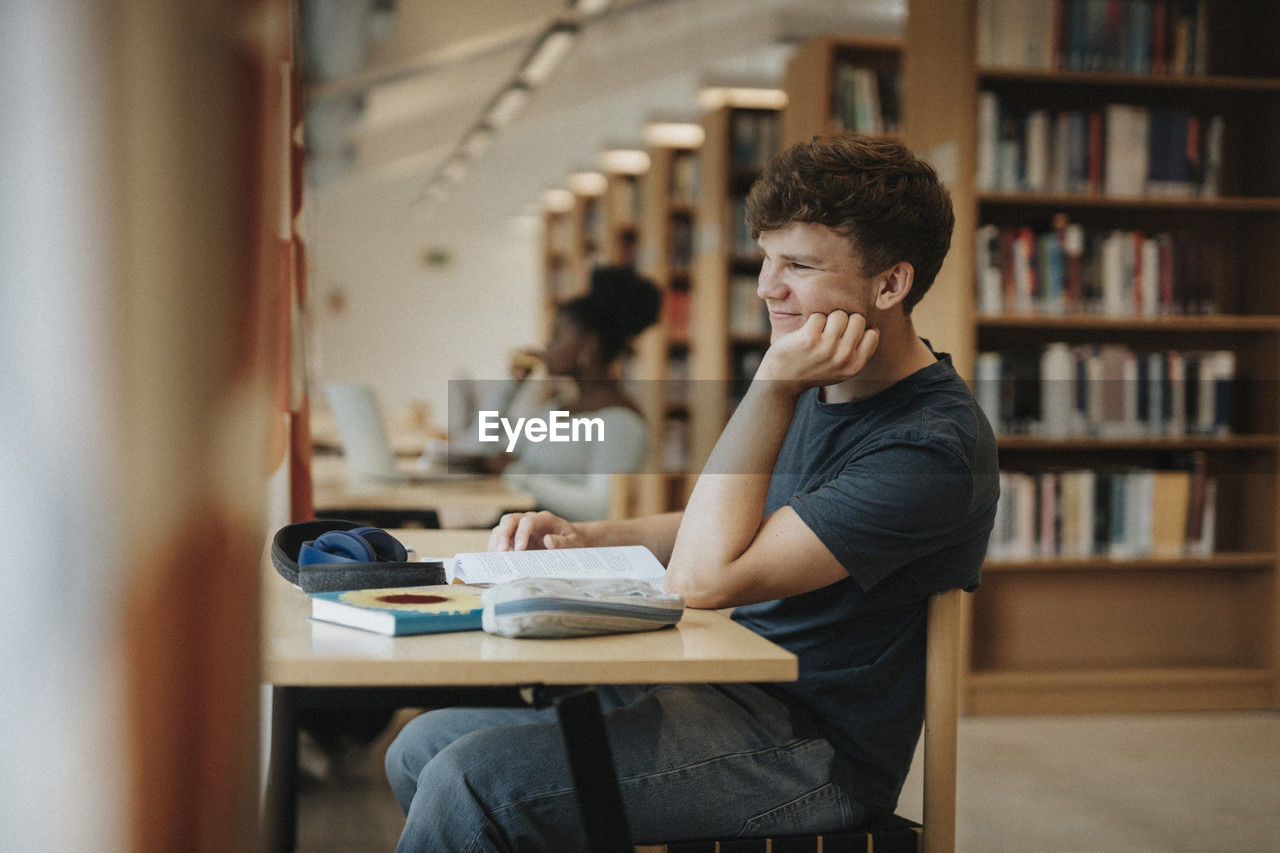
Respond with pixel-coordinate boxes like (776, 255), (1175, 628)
(384, 682), (869, 852)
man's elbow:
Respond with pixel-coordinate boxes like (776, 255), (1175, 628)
(664, 567), (737, 610)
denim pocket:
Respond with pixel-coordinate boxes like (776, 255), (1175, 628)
(738, 781), (853, 837)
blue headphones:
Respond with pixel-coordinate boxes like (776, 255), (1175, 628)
(298, 526), (409, 566)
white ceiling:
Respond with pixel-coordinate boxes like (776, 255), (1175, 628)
(304, 0), (905, 226)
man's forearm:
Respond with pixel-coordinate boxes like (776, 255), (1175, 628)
(578, 511), (684, 564)
(665, 382), (799, 603)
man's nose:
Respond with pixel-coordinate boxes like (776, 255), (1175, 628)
(757, 261), (786, 299)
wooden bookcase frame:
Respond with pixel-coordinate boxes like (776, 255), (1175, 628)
(540, 203), (573, 343)
(542, 166), (656, 519)
(636, 143), (701, 516)
(783, 34), (904, 147)
(902, 0), (1280, 714)
(689, 103), (783, 471)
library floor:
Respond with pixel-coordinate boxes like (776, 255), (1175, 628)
(295, 709), (1280, 852)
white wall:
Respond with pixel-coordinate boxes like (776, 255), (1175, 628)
(306, 72), (712, 422)
(305, 0), (904, 424)
(307, 163), (541, 424)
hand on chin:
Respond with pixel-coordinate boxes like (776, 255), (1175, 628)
(758, 310), (880, 393)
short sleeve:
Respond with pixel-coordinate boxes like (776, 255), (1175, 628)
(788, 437), (977, 591)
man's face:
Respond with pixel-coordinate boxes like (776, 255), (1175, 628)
(756, 222), (876, 343)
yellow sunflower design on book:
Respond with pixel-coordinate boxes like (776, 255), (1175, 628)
(310, 587), (484, 635)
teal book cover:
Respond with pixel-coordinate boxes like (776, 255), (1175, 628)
(310, 586), (483, 636)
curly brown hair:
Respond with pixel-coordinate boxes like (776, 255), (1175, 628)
(745, 134), (954, 313)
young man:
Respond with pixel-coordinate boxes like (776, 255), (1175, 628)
(385, 134), (999, 851)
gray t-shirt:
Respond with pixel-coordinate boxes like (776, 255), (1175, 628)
(732, 350), (998, 812)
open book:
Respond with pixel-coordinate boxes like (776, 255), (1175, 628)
(445, 545), (666, 586)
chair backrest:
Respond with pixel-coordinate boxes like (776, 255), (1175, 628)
(923, 587), (964, 853)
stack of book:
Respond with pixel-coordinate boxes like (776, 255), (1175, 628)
(976, 218), (1218, 316)
(976, 343), (1235, 437)
(609, 177), (641, 225)
(729, 275), (769, 337)
(978, 0), (1208, 75)
(730, 112), (781, 171)
(830, 62), (900, 136)
(666, 353), (689, 407)
(977, 93), (1223, 197)
(662, 415), (688, 474)
(989, 459), (1216, 560)
(731, 195), (757, 257)
(661, 289), (691, 344)
(669, 215), (693, 269)
(669, 151), (699, 205)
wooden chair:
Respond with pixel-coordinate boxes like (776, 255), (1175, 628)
(635, 588), (964, 853)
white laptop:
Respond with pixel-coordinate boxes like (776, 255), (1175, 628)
(324, 382), (453, 483)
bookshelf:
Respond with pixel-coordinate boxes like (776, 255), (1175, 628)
(601, 167), (644, 266)
(905, 0), (1280, 713)
(689, 102), (783, 470)
(600, 158), (651, 519)
(782, 34), (903, 147)
(541, 199), (573, 341)
(567, 179), (605, 301)
(635, 140), (700, 515)
(540, 174), (614, 360)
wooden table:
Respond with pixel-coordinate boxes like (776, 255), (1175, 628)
(310, 455), (535, 528)
(262, 529), (797, 851)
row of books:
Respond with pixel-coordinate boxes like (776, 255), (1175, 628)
(580, 199), (603, 248)
(830, 64), (901, 136)
(669, 151), (699, 205)
(977, 94), (1224, 197)
(731, 195), (758, 256)
(730, 275), (769, 337)
(730, 348), (765, 407)
(731, 111), (781, 172)
(988, 460), (1216, 561)
(608, 175), (642, 225)
(975, 344), (1235, 437)
(665, 354), (689, 407)
(661, 289), (690, 344)
(662, 415), (690, 473)
(976, 219), (1218, 316)
(978, 0), (1208, 75)
(669, 215), (693, 269)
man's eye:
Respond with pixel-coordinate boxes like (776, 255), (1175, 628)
(792, 262), (812, 271)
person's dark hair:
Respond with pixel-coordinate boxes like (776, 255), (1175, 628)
(745, 133), (954, 313)
(560, 265), (660, 363)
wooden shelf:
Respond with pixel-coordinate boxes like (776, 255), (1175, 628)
(978, 192), (1280, 213)
(965, 667), (1275, 715)
(978, 314), (1280, 332)
(996, 435), (1278, 451)
(977, 67), (1280, 93)
(635, 142), (702, 516)
(984, 553), (1275, 573)
(689, 103), (782, 471)
(907, 0), (1280, 715)
(729, 333), (770, 348)
(783, 34), (902, 147)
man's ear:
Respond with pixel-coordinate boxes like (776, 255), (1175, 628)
(874, 262), (915, 311)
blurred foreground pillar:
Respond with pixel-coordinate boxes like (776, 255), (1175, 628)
(0, 1), (287, 850)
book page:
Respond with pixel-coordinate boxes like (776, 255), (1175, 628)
(450, 546), (665, 584)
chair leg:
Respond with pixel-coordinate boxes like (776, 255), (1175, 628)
(923, 589), (962, 853)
